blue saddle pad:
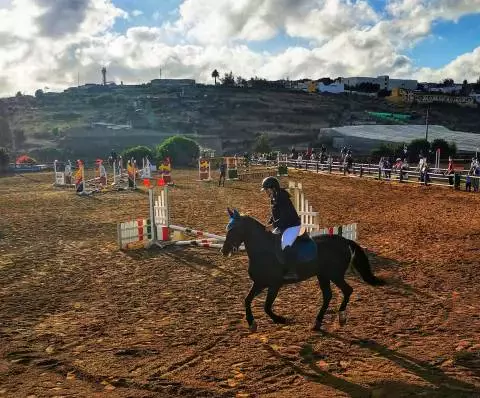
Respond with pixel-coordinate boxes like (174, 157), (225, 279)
(291, 236), (317, 263)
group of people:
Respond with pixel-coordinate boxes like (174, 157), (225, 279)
(290, 145), (328, 162)
(449, 156), (480, 191)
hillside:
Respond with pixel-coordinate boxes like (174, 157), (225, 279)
(2, 85), (480, 161)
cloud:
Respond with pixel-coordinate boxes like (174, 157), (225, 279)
(0, 0), (480, 96)
(387, 0), (480, 22)
(415, 46), (480, 82)
(131, 9), (143, 17)
(35, 0), (90, 37)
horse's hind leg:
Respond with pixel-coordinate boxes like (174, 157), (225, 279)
(314, 275), (332, 331)
(264, 285), (287, 325)
(332, 278), (353, 326)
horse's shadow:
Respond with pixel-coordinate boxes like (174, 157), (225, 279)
(263, 343), (370, 398)
(311, 331), (478, 396)
(264, 334), (479, 398)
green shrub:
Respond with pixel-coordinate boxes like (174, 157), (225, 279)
(407, 139), (430, 161)
(155, 135), (199, 167)
(253, 133), (271, 153)
(431, 138), (457, 158)
(121, 146), (155, 165)
(370, 143), (406, 161)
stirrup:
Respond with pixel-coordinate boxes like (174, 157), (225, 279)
(284, 270), (298, 281)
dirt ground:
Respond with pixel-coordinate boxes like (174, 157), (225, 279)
(0, 169), (479, 398)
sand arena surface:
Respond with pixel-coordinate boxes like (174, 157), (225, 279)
(0, 169), (479, 397)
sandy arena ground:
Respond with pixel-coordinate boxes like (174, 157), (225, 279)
(0, 169), (479, 398)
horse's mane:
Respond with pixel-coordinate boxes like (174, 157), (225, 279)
(240, 215), (276, 242)
(241, 214), (265, 228)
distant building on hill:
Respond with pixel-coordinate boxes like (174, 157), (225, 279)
(340, 75), (418, 91)
(318, 82), (345, 94)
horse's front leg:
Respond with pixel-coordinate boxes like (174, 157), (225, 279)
(264, 285), (287, 324)
(245, 282), (264, 332)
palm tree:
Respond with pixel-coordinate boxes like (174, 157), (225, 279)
(211, 69), (219, 85)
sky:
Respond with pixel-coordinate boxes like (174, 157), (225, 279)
(0, 0), (480, 97)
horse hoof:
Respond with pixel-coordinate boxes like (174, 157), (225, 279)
(249, 321), (258, 333)
(312, 321), (323, 332)
(339, 311), (347, 326)
(274, 316), (288, 325)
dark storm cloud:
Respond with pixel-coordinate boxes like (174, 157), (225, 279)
(392, 55), (411, 69)
(34, 0), (90, 37)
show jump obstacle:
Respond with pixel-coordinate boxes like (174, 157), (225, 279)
(53, 160), (75, 188)
(197, 154), (289, 183)
(117, 183), (233, 250)
(158, 157), (173, 185)
(118, 180), (358, 250)
(198, 157), (212, 181)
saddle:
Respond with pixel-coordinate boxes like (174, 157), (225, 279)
(274, 230), (317, 265)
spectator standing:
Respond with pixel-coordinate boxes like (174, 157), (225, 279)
(219, 160), (226, 187)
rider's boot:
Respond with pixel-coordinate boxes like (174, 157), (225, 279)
(283, 246), (298, 281)
(272, 228), (287, 264)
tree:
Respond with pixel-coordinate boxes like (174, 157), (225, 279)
(236, 76), (247, 87)
(431, 138), (452, 158)
(370, 143), (405, 161)
(211, 69), (219, 85)
(461, 79), (470, 95)
(448, 141), (457, 157)
(221, 71), (235, 87)
(35, 89), (44, 99)
(442, 78), (454, 87)
(318, 77), (333, 85)
(155, 135), (199, 166)
(122, 145), (155, 165)
(407, 139), (430, 161)
(253, 133), (271, 153)
(0, 147), (9, 172)
(0, 116), (12, 148)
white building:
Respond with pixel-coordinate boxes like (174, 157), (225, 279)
(340, 75), (418, 91)
(318, 82), (345, 94)
(429, 85), (463, 94)
(470, 92), (480, 103)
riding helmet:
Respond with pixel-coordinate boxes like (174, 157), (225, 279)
(261, 176), (280, 191)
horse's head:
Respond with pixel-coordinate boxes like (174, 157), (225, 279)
(221, 208), (247, 256)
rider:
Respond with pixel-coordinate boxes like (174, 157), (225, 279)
(261, 176), (301, 280)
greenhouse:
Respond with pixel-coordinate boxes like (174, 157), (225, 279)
(320, 124), (480, 152)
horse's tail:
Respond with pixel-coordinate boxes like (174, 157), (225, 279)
(348, 240), (385, 286)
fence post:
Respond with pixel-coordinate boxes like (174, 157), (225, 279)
(378, 167), (382, 180)
(316, 161), (319, 173)
(360, 165), (363, 178)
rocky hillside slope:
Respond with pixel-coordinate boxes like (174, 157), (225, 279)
(2, 85), (479, 160)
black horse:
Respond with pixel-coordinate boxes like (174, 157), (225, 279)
(221, 209), (385, 332)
